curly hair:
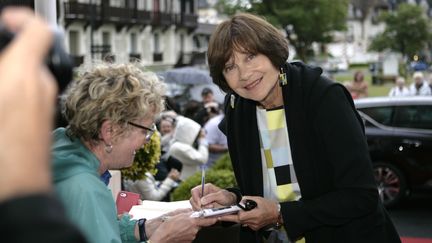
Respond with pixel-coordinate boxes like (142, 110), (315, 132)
(61, 62), (166, 143)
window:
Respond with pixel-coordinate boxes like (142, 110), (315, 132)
(69, 30), (80, 55)
(393, 105), (432, 130)
(130, 33), (137, 53)
(359, 106), (394, 126)
(154, 33), (160, 53)
(103, 32), (111, 45)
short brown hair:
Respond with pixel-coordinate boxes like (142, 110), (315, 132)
(207, 13), (289, 93)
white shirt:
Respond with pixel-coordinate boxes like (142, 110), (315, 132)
(388, 86), (410, 97)
(409, 81), (431, 96)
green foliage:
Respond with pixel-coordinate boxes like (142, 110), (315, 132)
(211, 153), (233, 171)
(369, 3), (431, 61)
(121, 132), (161, 180)
(171, 153), (237, 201)
(218, 0), (349, 61)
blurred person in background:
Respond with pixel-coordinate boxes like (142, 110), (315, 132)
(168, 116), (209, 181)
(194, 87), (221, 126)
(155, 111), (183, 182)
(344, 70), (368, 99)
(52, 62), (216, 243)
(409, 71), (431, 96)
(203, 103), (228, 168)
(388, 76), (410, 97)
(124, 167), (180, 201)
(158, 113), (177, 155)
(123, 131), (180, 202)
(201, 87), (216, 104)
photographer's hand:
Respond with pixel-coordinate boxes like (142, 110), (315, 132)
(0, 7), (56, 202)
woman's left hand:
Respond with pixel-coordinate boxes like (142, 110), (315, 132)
(218, 196), (280, 231)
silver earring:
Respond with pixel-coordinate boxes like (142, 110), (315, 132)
(105, 144), (113, 154)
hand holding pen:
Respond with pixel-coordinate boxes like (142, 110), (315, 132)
(190, 183), (239, 210)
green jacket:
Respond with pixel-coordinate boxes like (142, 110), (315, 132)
(52, 128), (137, 243)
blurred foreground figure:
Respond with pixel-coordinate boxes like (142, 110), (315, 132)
(0, 7), (87, 243)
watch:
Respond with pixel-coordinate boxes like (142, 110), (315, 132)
(138, 218), (149, 242)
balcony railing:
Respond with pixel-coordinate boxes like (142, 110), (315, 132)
(64, 2), (100, 23)
(91, 45), (111, 54)
(129, 53), (141, 62)
(152, 12), (174, 29)
(135, 10), (152, 25)
(101, 5), (135, 24)
(175, 13), (198, 30)
(63, 3), (191, 30)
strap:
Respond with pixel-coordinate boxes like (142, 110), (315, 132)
(138, 218), (148, 242)
(225, 187), (242, 204)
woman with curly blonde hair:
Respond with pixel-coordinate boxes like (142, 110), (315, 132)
(52, 62), (216, 243)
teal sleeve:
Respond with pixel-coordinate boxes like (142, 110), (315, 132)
(119, 214), (139, 243)
(55, 174), (123, 243)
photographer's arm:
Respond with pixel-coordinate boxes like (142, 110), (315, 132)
(0, 7), (86, 243)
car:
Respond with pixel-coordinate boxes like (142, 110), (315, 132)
(410, 61), (429, 71)
(354, 96), (432, 207)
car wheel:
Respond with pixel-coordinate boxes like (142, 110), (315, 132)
(373, 162), (407, 207)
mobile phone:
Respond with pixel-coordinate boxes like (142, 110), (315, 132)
(190, 205), (241, 218)
(116, 191), (141, 215)
(237, 199), (257, 211)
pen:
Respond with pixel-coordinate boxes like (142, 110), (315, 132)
(201, 165), (206, 197)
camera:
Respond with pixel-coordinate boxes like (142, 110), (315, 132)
(0, 26), (73, 93)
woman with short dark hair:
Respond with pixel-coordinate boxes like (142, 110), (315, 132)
(191, 13), (400, 243)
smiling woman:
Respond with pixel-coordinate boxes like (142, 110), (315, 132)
(52, 62), (217, 243)
(51, 62), (166, 243)
(190, 13), (401, 243)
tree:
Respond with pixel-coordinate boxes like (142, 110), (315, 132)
(217, 0), (349, 61)
(369, 3), (431, 62)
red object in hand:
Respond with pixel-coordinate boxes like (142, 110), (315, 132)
(116, 191), (141, 215)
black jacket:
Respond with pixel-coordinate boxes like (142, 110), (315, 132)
(0, 194), (87, 243)
(220, 62), (400, 243)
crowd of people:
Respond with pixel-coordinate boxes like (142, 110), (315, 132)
(1, 6), (403, 243)
(344, 69), (432, 99)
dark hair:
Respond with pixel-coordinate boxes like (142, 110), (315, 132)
(207, 13), (289, 93)
(201, 87), (213, 96)
(353, 70), (364, 82)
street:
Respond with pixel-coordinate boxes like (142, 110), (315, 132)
(388, 189), (432, 242)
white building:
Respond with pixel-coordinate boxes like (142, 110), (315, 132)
(57, 0), (200, 70)
(0, 0), (204, 70)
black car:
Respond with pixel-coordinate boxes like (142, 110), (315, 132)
(355, 97), (432, 207)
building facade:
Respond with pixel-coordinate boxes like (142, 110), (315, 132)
(0, 0), (202, 70)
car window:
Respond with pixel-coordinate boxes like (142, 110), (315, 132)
(393, 105), (432, 130)
(359, 107), (393, 126)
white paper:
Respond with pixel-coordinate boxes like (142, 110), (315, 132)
(129, 200), (192, 220)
